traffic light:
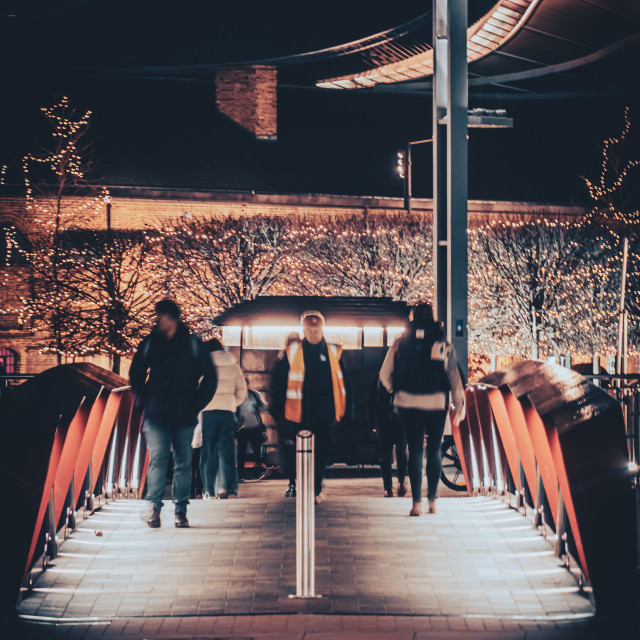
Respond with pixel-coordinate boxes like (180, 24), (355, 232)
(396, 151), (406, 179)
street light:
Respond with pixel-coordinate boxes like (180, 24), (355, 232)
(396, 151), (406, 179)
(396, 139), (432, 215)
(395, 110), (512, 215)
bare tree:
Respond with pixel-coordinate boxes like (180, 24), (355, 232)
(62, 229), (164, 373)
(290, 213), (433, 303)
(16, 97), (109, 363)
(152, 214), (302, 334)
(582, 106), (640, 353)
(469, 217), (587, 360)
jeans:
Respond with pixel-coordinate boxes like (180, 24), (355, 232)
(200, 410), (237, 496)
(144, 419), (195, 513)
(376, 413), (408, 492)
(398, 408), (447, 502)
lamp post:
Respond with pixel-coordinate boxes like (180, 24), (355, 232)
(400, 138), (433, 215)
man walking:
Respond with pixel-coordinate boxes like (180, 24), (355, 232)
(270, 311), (351, 503)
(129, 299), (217, 528)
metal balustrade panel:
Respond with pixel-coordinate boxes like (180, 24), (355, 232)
(72, 387), (109, 507)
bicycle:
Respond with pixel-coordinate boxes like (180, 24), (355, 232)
(440, 435), (467, 492)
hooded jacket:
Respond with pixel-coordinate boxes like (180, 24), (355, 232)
(202, 350), (247, 412)
(129, 323), (217, 428)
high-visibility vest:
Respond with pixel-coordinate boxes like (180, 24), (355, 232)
(284, 341), (347, 424)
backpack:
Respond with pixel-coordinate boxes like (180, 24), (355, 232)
(392, 333), (449, 395)
(237, 389), (266, 432)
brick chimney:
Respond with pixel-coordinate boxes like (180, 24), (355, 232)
(215, 65), (277, 141)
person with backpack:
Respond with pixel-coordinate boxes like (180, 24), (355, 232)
(200, 338), (247, 499)
(129, 299), (217, 529)
(379, 303), (465, 517)
(236, 382), (267, 479)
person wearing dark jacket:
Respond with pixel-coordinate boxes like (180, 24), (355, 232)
(129, 299), (217, 529)
(270, 312), (352, 503)
(379, 303), (465, 517)
(270, 332), (301, 497)
(368, 378), (408, 498)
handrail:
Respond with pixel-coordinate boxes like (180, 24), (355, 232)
(452, 361), (639, 615)
(0, 364), (148, 611)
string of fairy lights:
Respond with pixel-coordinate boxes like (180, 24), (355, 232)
(0, 98), (638, 373)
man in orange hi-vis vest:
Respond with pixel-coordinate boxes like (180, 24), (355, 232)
(269, 310), (351, 504)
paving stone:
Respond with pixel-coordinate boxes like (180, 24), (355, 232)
(13, 478), (609, 639)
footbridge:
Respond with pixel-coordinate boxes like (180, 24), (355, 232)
(1, 362), (638, 640)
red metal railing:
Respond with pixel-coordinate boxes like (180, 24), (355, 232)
(451, 361), (639, 615)
(0, 364), (148, 602)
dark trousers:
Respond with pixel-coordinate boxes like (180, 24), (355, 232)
(376, 413), (408, 492)
(278, 420), (333, 495)
(312, 426), (333, 496)
(276, 420), (297, 484)
(398, 408), (447, 502)
(237, 426), (264, 477)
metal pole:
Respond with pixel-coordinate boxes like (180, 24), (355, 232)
(106, 196), (111, 231)
(623, 310), (628, 375)
(433, 0), (468, 381)
(406, 143), (412, 215)
(616, 235), (629, 375)
(290, 430), (320, 598)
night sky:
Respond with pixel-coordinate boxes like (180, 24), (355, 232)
(2, 1), (639, 205)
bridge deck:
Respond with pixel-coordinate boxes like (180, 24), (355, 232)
(14, 476), (610, 639)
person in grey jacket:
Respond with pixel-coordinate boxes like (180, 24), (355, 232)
(379, 303), (465, 517)
(200, 338), (247, 499)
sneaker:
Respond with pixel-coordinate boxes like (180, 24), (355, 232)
(428, 500), (438, 514)
(409, 501), (422, 517)
(217, 491), (228, 500)
(174, 511), (189, 528)
(146, 508), (161, 528)
(384, 489), (393, 497)
(397, 482), (407, 497)
(285, 483), (296, 498)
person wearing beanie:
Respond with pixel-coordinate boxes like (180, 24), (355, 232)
(129, 299), (217, 529)
(379, 303), (465, 517)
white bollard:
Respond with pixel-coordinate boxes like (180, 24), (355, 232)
(290, 430), (321, 598)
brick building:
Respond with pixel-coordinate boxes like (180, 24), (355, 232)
(0, 59), (597, 375)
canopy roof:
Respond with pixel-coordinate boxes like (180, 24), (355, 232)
(214, 296), (410, 327)
(5, 1), (638, 100)
(308, 0), (640, 100)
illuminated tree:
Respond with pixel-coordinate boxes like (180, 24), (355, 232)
(288, 213), (433, 303)
(61, 229), (164, 373)
(582, 106), (640, 357)
(469, 216), (589, 361)
(152, 214), (303, 335)
(10, 97), (109, 363)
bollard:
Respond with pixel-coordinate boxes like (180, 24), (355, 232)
(290, 430), (321, 598)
